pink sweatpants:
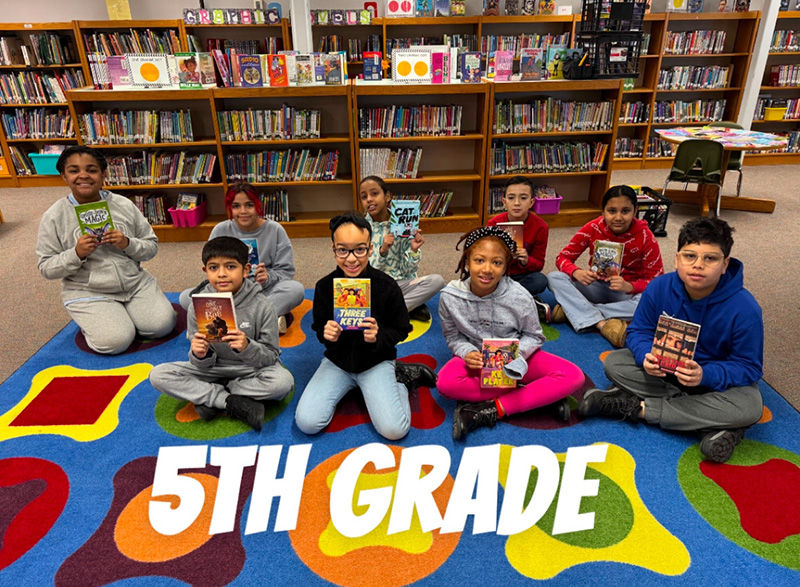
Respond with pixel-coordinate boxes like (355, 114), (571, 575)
(437, 350), (584, 415)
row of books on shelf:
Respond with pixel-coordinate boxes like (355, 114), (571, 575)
(479, 33), (571, 57)
(259, 189), (290, 222)
(754, 96), (800, 120)
(215, 51), (347, 87)
(663, 30), (727, 56)
(771, 29), (800, 53)
(77, 110), (194, 145)
(358, 104), (463, 138)
(393, 190), (453, 218)
(198, 37), (283, 55)
(0, 108), (74, 140)
(7, 145), (36, 174)
(224, 149), (340, 183)
(490, 141), (609, 174)
(614, 137), (645, 158)
(217, 107), (321, 142)
(104, 152), (217, 185)
(316, 35), (382, 60)
(183, 7), (282, 25)
(488, 184), (559, 213)
(652, 99), (727, 123)
(83, 29), (181, 56)
(0, 34), (79, 66)
(0, 69), (85, 104)
(130, 192), (169, 225)
(769, 64), (800, 88)
(387, 35), (479, 55)
(646, 137), (676, 158)
(619, 101), (650, 124)
(493, 99), (614, 134)
(657, 65), (731, 90)
(359, 147), (423, 179)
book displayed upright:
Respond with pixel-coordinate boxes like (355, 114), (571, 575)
(240, 237), (259, 275)
(546, 45), (567, 80)
(362, 51), (383, 81)
(192, 292), (238, 342)
(651, 314), (701, 374)
(460, 52), (481, 83)
(591, 240), (624, 279)
(496, 221), (524, 251)
(267, 54), (288, 87)
(74, 200), (114, 241)
(417, 0), (434, 17)
(295, 54), (314, 85)
(333, 278), (371, 330)
(493, 50), (514, 81)
(238, 54), (264, 87)
(520, 47), (545, 80)
(390, 200), (421, 238)
(431, 51), (450, 84)
(481, 338), (519, 389)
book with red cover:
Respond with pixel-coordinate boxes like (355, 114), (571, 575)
(651, 314), (701, 374)
(267, 54), (289, 87)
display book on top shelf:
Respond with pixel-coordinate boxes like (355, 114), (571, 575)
(488, 79), (623, 228)
(309, 16), (382, 78)
(750, 10), (800, 165)
(353, 79), (489, 234)
(0, 22), (90, 188)
(180, 17), (290, 57)
(613, 11), (759, 171)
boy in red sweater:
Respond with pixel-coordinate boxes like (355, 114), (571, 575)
(547, 185), (664, 347)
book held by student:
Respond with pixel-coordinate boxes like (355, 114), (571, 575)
(651, 314), (701, 374)
(241, 238), (259, 276)
(481, 338), (519, 389)
(333, 278), (371, 330)
(192, 292), (238, 342)
(591, 240), (624, 279)
(390, 200), (421, 238)
(496, 221), (524, 251)
(74, 201), (114, 241)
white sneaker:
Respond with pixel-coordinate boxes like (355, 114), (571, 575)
(278, 315), (287, 334)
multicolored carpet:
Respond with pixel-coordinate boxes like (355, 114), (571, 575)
(1, 291), (799, 586)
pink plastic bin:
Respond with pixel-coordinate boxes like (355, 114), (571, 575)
(168, 200), (207, 227)
(533, 194), (562, 215)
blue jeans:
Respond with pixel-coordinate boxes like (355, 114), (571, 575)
(295, 357), (411, 440)
(547, 271), (641, 332)
(510, 271), (549, 296)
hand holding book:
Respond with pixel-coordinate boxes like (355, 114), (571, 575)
(100, 229), (129, 250)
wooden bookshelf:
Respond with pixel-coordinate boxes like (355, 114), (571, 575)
(479, 14), (575, 74)
(181, 18), (290, 55)
(310, 18), (382, 77)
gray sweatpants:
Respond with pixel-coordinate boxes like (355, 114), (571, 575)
(179, 279), (304, 317)
(150, 361), (294, 410)
(398, 274), (445, 311)
(604, 349), (763, 431)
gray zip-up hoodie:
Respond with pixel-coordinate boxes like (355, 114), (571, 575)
(438, 276), (546, 379)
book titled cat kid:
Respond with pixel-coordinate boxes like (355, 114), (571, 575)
(192, 292), (238, 342)
(334, 278), (371, 330)
(74, 201), (115, 242)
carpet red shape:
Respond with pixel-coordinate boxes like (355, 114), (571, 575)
(326, 354), (445, 433)
(700, 458), (800, 544)
(0, 458), (69, 571)
(10, 375), (129, 427)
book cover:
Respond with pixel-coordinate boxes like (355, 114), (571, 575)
(450, 0), (466, 15)
(74, 200), (114, 241)
(506, 0), (520, 15)
(481, 338), (519, 389)
(106, 55), (131, 87)
(176, 52), (203, 88)
(431, 51), (449, 83)
(461, 52), (481, 83)
(521, 0), (537, 14)
(295, 54), (314, 85)
(392, 50), (432, 83)
(496, 221), (524, 251)
(390, 200), (421, 238)
(417, 0), (434, 17)
(483, 0), (500, 16)
(333, 278), (371, 330)
(435, 0), (451, 16)
(520, 47), (544, 80)
(267, 54), (288, 86)
(494, 50), (514, 81)
(192, 292), (238, 343)
(195, 52), (217, 85)
(546, 45), (567, 80)
(651, 314), (701, 374)
(279, 50), (298, 84)
(240, 237), (259, 276)
(323, 53), (343, 85)
(128, 54), (173, 88)
(591, 240), (624, 279)
(236, 54), (262, 87)
(363, 51), (383, 81)
(538, 0), (556, 15)
(313, 53), (326, 83)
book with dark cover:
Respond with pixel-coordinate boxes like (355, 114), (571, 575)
(496, 221), (524, 251)
(192, 292), (238, 342)
(651, 314), (701, 374)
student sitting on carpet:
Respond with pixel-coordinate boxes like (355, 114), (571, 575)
(359, 175), (445, 322)
(547, 185), (664, 348)
(150, 237), (294, 431)
(437, 226), (585, 440)
(294, 211), (437, 440)
(36, 145), (176, 355)
(179, 182), (304, 334)
(579, 218), (764, 463)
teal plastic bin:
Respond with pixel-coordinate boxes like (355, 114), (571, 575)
(29, 153), (60, 175)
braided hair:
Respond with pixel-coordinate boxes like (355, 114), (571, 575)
(454, 226), (517, 280)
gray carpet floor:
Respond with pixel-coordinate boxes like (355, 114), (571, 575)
(1, 165), (797, 409)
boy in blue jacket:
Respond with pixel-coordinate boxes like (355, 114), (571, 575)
(578, 217), (763, 463)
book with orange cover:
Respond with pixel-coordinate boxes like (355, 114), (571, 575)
(192, 292), (238, 342)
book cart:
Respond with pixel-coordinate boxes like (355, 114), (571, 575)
(0, 22), (90, 188)
(487, 79), (623, 228)
(749, 10), (800, 166)
(352, 80), (489, 234)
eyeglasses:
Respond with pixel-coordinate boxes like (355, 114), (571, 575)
(333, 246), (370, 259)
(677, 251), (724, 267)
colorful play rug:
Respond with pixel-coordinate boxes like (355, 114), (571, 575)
(1, 291), (799, 586)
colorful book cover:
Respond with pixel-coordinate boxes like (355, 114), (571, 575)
(107, 55), (131, 87)
(461, 52), (481, 83)
(176, 52), (202, 88)
(240, 238), (259, 275)
(295, 54), (314, 85)
(435, 0), (451, 16)
(481, 338), (519, 389)
(195, 52), (217, 85)
(267, 54), (288, 87)
(390, 200), (421, 238)
(279, 51), (298, 84)
(417, 0), (434, 17)
(591, 240), (624, 279)
(192, 292), (238, 343)
(313, 53), (326, 83)
(431, 51), (449, 83)
(363, 51), (383, 81)
(521, 0), (537, 14)
(496, 221), (524, 251)
(538, 0), (556, 15)
(323, 53), (343, 85)
(520, 47), (544, 80)
(506, 0), (520, 15)
(546, 45), (567, 80)
(333, 278), (371, 330)
(450, 0), (466, 15)
(651, 314), (701, 374)
(74, 201), (114, 241)
(483, 0), (500, 16)
(486, 52), (496, 78)
(494, 50), (514, 81)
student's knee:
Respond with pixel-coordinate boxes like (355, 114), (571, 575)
(603, 348), (636, 379)
(178, 288), (194, 310)
(259, 365), (295, 401)
(85, 324), (136, 355)
(734, 388), (764, 427)
(374, 417), (410, 441)
(287, 281), (305, 306)
(547, 270), (570, 290)
(137, 300), (177, 339)
(149, 363), (176, 392)
(294, 407), (325, 435)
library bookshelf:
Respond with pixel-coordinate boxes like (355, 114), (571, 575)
(748, 10), (800, 166)
(488, 79), (622, 228)
(352, 80), (489, 235)
(181, 18), (291, 55)
(311, 18), (382, 78)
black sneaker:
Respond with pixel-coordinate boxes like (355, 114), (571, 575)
(533, 296), (551, 324)
(578, 386), (641, 422)
(409, 304), (432, 322)
(453, 401), (498, 440)
(551, 396), (571, 422)
(396, 361), (437, 390)
(193, 403), (221, 421)
(225, 395), (265, 431)
(699, 428), (746, 463)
